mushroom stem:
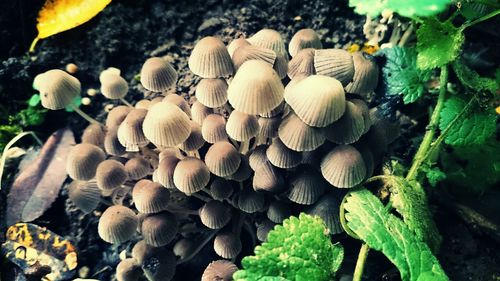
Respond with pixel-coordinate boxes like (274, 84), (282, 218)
(177, 231), (218, 264)
(69, 104), (100, 124)
(120, 98), (134, 107)
(167, 206), (199, 216)
(191, 192), (211, 202)
(239, 140), (250, 154)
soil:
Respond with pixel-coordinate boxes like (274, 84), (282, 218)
(1, 0), (499, 280)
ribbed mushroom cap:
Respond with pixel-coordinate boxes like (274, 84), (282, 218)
(140, 57), (178, 92)
(238, 189), (266, 213)
(350, 98), (372, 133)
(162, 94), (191, 117)
(231, 45), (276, 70)
(213, 232), (242, 259)
(227, 60), (284, 115)
(324, 101), (365, 144)
(173, 238), (196, 259)
(248, 28), (287, 56)
(191, 101), (214, 125)
(205, 141), (241, 177)
(314, 49), (354, 86)
(286, 167), (327, 205)
(227, 155), (252, 182)
(98, 205), (138, 244)
(132, 241), (176, 281)
(306, 192), (343, 234)
(116, 258), (141, 281)
(202, 114), (228, 144)
(227, 37), (250, 57)
(209, 177), (234, 200)
(256, 220), (275, 242)
(104, 127), (126, 156)
(278, 112), (326, 152)
(173, 157), (210, 194)
(320, 145), (366, 188)
(289, 28), (323, 57)
(225, 110), (259, 141)
(155, 156), (180, 189)
(189, 36), (234, 78)
(202, 260), (238, 281)
(67, 143), (106, 181)
(141, 211), (178, 247)
(253, 161), (285, 193)
(199, 200), (232, 229)
(288, 48), (316, 79)
(37, 69), (81, 110)
(142, 102), (191, 148)
(178, 121), (205, 152)
(266, 138), (302, 169)
(259, 101), (285, 118)
(132, 181), (170, 214)
(354, 142), (375, 179)
(135, 99), (151, 109)
(96, 160), (127, 191)
(117, 108), (149, 152)
(99, 67), (121, 83)
(82, 123), (106, 148)
(125, 156), (152, 180)
(106, 105), (132, 128)
(258, 116), (281, 138)
(283, 73), (308, 100)
(67, 180), (101, 214)
(248, 145), (268, 171)
(273, 54), (289, 79)
(285, 75), (346, 127)
(100, 73), (128, 99)
(267, 200), (292, 223)
(345, 52), (379, 95)
(196, 78), (228, 108)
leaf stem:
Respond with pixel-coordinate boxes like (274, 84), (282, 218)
(462, 9), (500, 29)
(353, 243), (370, 281)
(406, 66), (448, 181)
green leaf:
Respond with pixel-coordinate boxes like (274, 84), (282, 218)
(64, 96), (82, 112)
(0, 125), (22, 151)
(28, 94), (41, 107)
(348, 0), (451, 18)
(377, 47), (431, 104)
(439, 96), (496, 146)
(342, 189), (449, 281)
(425, 167), (447, 187)
(460, 2), (496, 20)
(417, 18), (465, 70)
(233, 213), (344, 281)
(452, 60), (498, 95)
(15, 107), (47, 127)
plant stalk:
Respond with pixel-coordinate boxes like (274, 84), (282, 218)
(462, 9), (500, 29)
(70, 104), (100, 124)
(353, 243), (370, 281)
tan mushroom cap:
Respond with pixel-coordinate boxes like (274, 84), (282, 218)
(237, 189), (266, 213)
(202, 260), (238, 281)
(205, 141), (241, 177)
(100, 73), (128, 99)
(285, 75), (346, 127)
(37, 69), (81, 110)
(98, 205), (138, 244)
(132, 181), (170, 214)
(345, 52), (379, 95)
(248, 28), (287, 56)
(81, 123), (106, 149)
(231, 44), (276, 70)
(195, 78), (228, 108)
(104, 127), (126, 156)
(191, 101), (214, 125)
(178, 121), (205, 152)
(135, 99), (151, 110)
(201, 114), (228, 144)
(117, 108), (149, 152)
(140, 57), (178, 92)
(209, 177), (234, 201)
(227, 155), (252, 182)
(162, 94), (191, 117)
(66, 143), (106, 181)
(125, 156), (152, 180)
(173, 238), (196, 260)
(155, 155), (180, 189)
(248, 145), (268, 171)
(95, 159), (127, 191)
(227, 37), (250, 57)
(116, 258), (141, 281)
(106, 105), (131, 128)
(258, 116), (281, 138)
(141, 211), (178, 247)
(306, 192), (343, 234)
(173, 156), (210, 194)
(67, 180), (101, 214)
(289, 28), (323, 57)
(142, 102), (191, 148)
(320, 145), (366, 188)
(267, 200), (292, 223)
(314, 49), (354, 86)
(131, 240), (176, 281)
(266, 138), (302, 169)
(227, 60), (284, 115)
(259, 101), (285, 118)
(286, 167), (327, 205)
(213, 232), (242, 259)
(324, 100), (366, 144)
(225, 110), (259, 141)
(278, 112), (325, 152)
(199, 200), (232, 229)
(253, 161), (285, 193)
(189, 36), (234, 78)
(288, 48), (316, 79)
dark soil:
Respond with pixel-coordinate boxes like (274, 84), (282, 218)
(1, 0), (499, 280)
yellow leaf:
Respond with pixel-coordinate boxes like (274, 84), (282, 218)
(30, 0), (112, 52)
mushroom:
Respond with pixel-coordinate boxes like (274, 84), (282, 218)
(140, 57), (178, 92)
(142, 102), (191, 148)
(204, 141), (241, 177)
(141, 211), (178, 247)
(199, 200), (232, 229)
(66, 143), (106, 181)
(201, 114), (228, 144)
(288, 28), (323, 57)
(189, 36), (234, 78)
(95, 159), (128, 191)
(320, 145), (367, 188)
(195, 78), (228, 108)
(213, 231), (242, 259)
(313, 49), (354, 86)
(132, 181), (170, 214)
(67, 180), (101, 214)
(116, 258), (142, 281)
(201, 260), (238, 281)
(172, 156), (210, 195)
(98, 205), (138, 244)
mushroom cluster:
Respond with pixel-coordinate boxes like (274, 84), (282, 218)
(35, 27), (396, 281)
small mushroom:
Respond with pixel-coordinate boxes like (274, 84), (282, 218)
(140, 57), (178, 92)
(66, 143), (106, 181)
(98, 205), (138, 244)
(202, 260), (238, 281)
(189, 36), (234, 78)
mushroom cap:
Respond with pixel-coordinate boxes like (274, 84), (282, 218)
(227, 37), (250, 57)
(320, 145), (366, 188)
(306, 192), (344, 234)
(205, 141), (241, 177)
(141, 211), (178, 247)
(135, 99), (151, 110)
(247, 28), (287, 56)
(286, 167), (327, 205)
(266, 200), (292, 223)
(131, 240), (176, 281)
(259, 101), (285, 118)
(324, 101), (366, 144)
(191, 101), (214, 125)
(266, 138), (302, 169)
(209, 177), (234, 200)
(253, 161), (285, 193)
(314, 49), (354, 86)
(142, 102), (191, 148)
(278, 112), (326, 152)
(231, 44), (276, 70)
(225, 110), (259, 141)
(37, 69), (81, 110)
(104, 127), (126, 156)
(100, 73), (128, 99)
(285, 75), (346, 127)
(173, 238), (196, 259)
(227, 60), (284, 115)
(155, 156), (180, 189)
(237, 189), (266, 213)
(227, 155), (252, 182)
(248, 145), (268, 171)
(350, 98), (372, 133)
(125, 156), (152, 180)
(140, 57), (178, 92)
(67, 180), (101, 214)
(213, 232), (242, 259)
(258, 116), (281, 138)
(199, 200), (232, 229)
(162, 94), (191, 117)
(189, 36), (234, 78)
(345, 52), (379, 95)
(273, 54), (289, 79)
(132, 181), (170, 214)
(201, 114), (228, 144)
(95, 159), (128, 191)
(81, 123), (106, 149)
(66, 143), (106, 181)
(195, 78), (228, 108)
(173, 157), (210, 194)
(117, 108), (149, 152)
(202, 260), (238, 281)
(106, 105), (132, 128)
(288, 48), (316, 79)
(178, 121), (205, 152)
(98, 205), (138, 244)
(289, 28), (323, 57)
(116, 258), (141, 281)
(256, 220), (275, 242)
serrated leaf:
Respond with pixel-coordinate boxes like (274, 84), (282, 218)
(377, 47), (431, 104)
(439, 96), (496, 146)
(417, 18), (465, 70)
(452, 60), (498, 95)
(349, 0), (451, 18)
(343, 189), (449, 281)
(233, 213), (343, 281)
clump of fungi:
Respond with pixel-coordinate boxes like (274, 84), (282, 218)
(35, 27), (396, 281)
